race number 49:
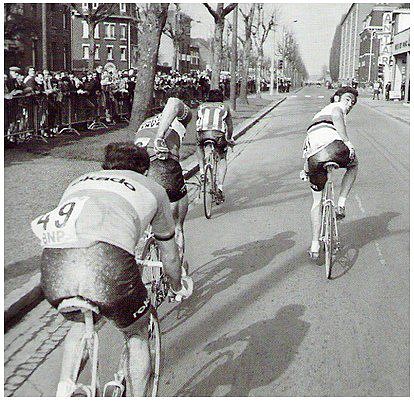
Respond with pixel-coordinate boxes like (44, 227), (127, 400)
(31, 197), (89, 246)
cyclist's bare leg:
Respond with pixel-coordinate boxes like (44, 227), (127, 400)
(196, 144), (205, 175)
(170, 194), (189, 264)
(56, 322), (88, 396)
(156, 237), (182, 291)
(217, 155), (227, 192)
(338, 162), (358, 208)
(310, 189), (323, 254)
(121, 311), (151, 397)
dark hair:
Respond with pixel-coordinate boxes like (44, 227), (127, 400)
(207, 89), (224, 102)
(102, 142), (150, 174)
(331, 86), (359, 103)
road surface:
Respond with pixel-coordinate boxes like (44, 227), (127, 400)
(5, 86), (409, 397)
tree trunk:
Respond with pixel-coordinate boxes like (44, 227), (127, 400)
(239, 37), (251, 103)
(129, 4), (169, 133)
(41, 4), (48, 69)
(229, 5), (238, 110)
(211, 18), (224, 89)
(256, 51), (263, 98)
(173, 39), (180, 71)
(88, 23), (96, 71)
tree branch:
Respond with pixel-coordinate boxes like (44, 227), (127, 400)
(222, 3), (237, 16)
(203, 3), (219, 20)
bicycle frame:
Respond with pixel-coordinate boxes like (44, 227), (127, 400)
(203, 141), (219, 195)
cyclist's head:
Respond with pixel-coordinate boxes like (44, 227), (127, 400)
(102, 142), (150, 174)
(331, 86), (358, 103)
(207, 89), (224, 103)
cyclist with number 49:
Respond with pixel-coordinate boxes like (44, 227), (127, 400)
(31, 143), (193, 397)
(302, 86), (358, 259)
(196, 89), (235, 203)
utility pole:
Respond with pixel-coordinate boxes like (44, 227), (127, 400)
(230, 5), (238, 111)
(270, 24), (275, 95)
(42, 3), (48, 69)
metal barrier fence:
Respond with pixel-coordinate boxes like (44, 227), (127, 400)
(4, 92), (131, 144)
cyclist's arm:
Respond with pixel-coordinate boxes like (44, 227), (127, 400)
(225, 105), (234, 140)
(156, 97), (185, 140)
(331, 106), (350, 143)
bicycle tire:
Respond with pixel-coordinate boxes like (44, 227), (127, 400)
(203, 164), (214, 219)
(147, 308), (161, 397)
(324, 203), (334, 279)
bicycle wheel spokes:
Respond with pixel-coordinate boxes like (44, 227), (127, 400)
(203, 164), (214, 219)
(147, 309), (161, 397)
(324, 203), (334, 279)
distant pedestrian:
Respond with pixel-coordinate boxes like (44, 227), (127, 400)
(373, 80), (382, 100)
(400, 81), (406, 100)
(385, 81), (391, 101)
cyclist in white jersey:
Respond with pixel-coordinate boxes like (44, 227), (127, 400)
(196, 89), (234, 202)
(31, 143), (193, 396)
(302, 86), (358, 259)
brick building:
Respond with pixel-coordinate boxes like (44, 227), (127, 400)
(71, 3), (138, 71)
(338, 3), (375, 83)
(5, 3), (71, 71)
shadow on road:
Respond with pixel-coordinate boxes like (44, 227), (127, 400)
(161, 231), (296, 333)
(331, 211), (404, 279)
(177, 304), (310, 396)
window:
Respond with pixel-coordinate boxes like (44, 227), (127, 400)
(82, 3), (88, 11)
(120, 24), (127, 40)
(104, 23), (116, 39)
(120, 46), (127, 61)
(92, 3), (99, 9)
(94, 23), (100, 39)
(82, 45), (90, 60)
(107, 45), (114, 60)
(120, 3), (126, 12)
(63, 12), (67, 29)
(82, 21), (89, 39)
(94, 45), (100, 60)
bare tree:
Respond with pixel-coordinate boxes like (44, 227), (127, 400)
(128, 3), (169, 132)
(71, 3), (117, 71)
(163, 3), (187, 71)
(252, 4), (275, 98)
(203, 3), (237, 89)
(238, 4), (256, 103)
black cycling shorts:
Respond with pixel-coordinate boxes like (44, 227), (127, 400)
(41, 242), (149, 329)
(196, 131), (228, 158)
(148, 157), (187, 203)
(307, 140), (358, 192)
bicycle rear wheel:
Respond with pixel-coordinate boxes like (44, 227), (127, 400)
(147, 308), (161, 397)
(203, 164), (214, 219)
(324, 203), (334, 279)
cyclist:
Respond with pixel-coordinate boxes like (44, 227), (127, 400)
(134, 93), (192, 267)
(302, 86), (358, 259)
(196, 89), (235, 203)
(31, 142), (193, 396)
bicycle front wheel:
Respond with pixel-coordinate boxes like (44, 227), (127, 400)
(324, 203), (334, 279)
(147, 308), (161, 397)
(203, 164), (214, 219)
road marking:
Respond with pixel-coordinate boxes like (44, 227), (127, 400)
(355, 193), (386, 266)
(305, 95), (311, 98)
(317, 96), (325, 98)
(291, 95), (297, 97)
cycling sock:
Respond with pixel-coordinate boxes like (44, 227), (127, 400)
(310, 240), (320, 253)
(217, 184), (223, 191)
(338, 196), (346, 208)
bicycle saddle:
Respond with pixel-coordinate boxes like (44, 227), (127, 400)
(323, 162), (339, 170)
(57, 297), (100, 315)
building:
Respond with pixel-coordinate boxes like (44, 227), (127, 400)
(191, 38), (213, 71)
(358, 5), (396, 84)
(390, 7), (410, 101)
(71, 3), (138, 71)
(338, 3), (375, 83)
(5, 3), (71, 71)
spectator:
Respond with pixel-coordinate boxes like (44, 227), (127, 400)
(400, 81), (406, 100)
(385, 81), (391, 101)
(373, 80), (382, 100)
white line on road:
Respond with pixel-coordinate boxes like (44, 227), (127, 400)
(317, 96), (325, 98)
(291, 95), (297, 97)
(354, 194), (366, 214)
(305, 95), (311, 98)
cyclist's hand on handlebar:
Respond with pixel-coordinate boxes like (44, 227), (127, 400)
(344, 141), (355, 160)
(169, 275), (194, 302)
(226, 138), (236, 148)
(154, 138), (169, 160)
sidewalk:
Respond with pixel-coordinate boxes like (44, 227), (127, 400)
(4, 91), (291, 326)
(358, 96), (410, 125)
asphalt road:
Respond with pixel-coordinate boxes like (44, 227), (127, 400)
(6, 86), (409, 396)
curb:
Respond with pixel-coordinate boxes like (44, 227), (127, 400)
(4, 94), (288, 329)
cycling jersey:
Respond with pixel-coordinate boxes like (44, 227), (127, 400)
(196, 102), (228, 133)
(303, 102), (347, 159)
(31, 170), (175, 255)
(135, 105), (189, 161)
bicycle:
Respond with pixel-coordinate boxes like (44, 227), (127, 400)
(202, 139), (221, 219)
(319, 162), (340, 279)
(54, 231), (168, 397)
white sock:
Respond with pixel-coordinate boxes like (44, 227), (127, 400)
(217, 184), (223, 191)
(310, 241), (320, 253)
(338, 197), (346, 208)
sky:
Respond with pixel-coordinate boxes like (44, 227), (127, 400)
(180, 2), (351, 77)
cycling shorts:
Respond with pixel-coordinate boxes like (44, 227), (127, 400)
(41, 242), (149, 329)
(196, 130), (228, 158)
(148, 157), (187, 203)
(307, 140), (358, 192)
